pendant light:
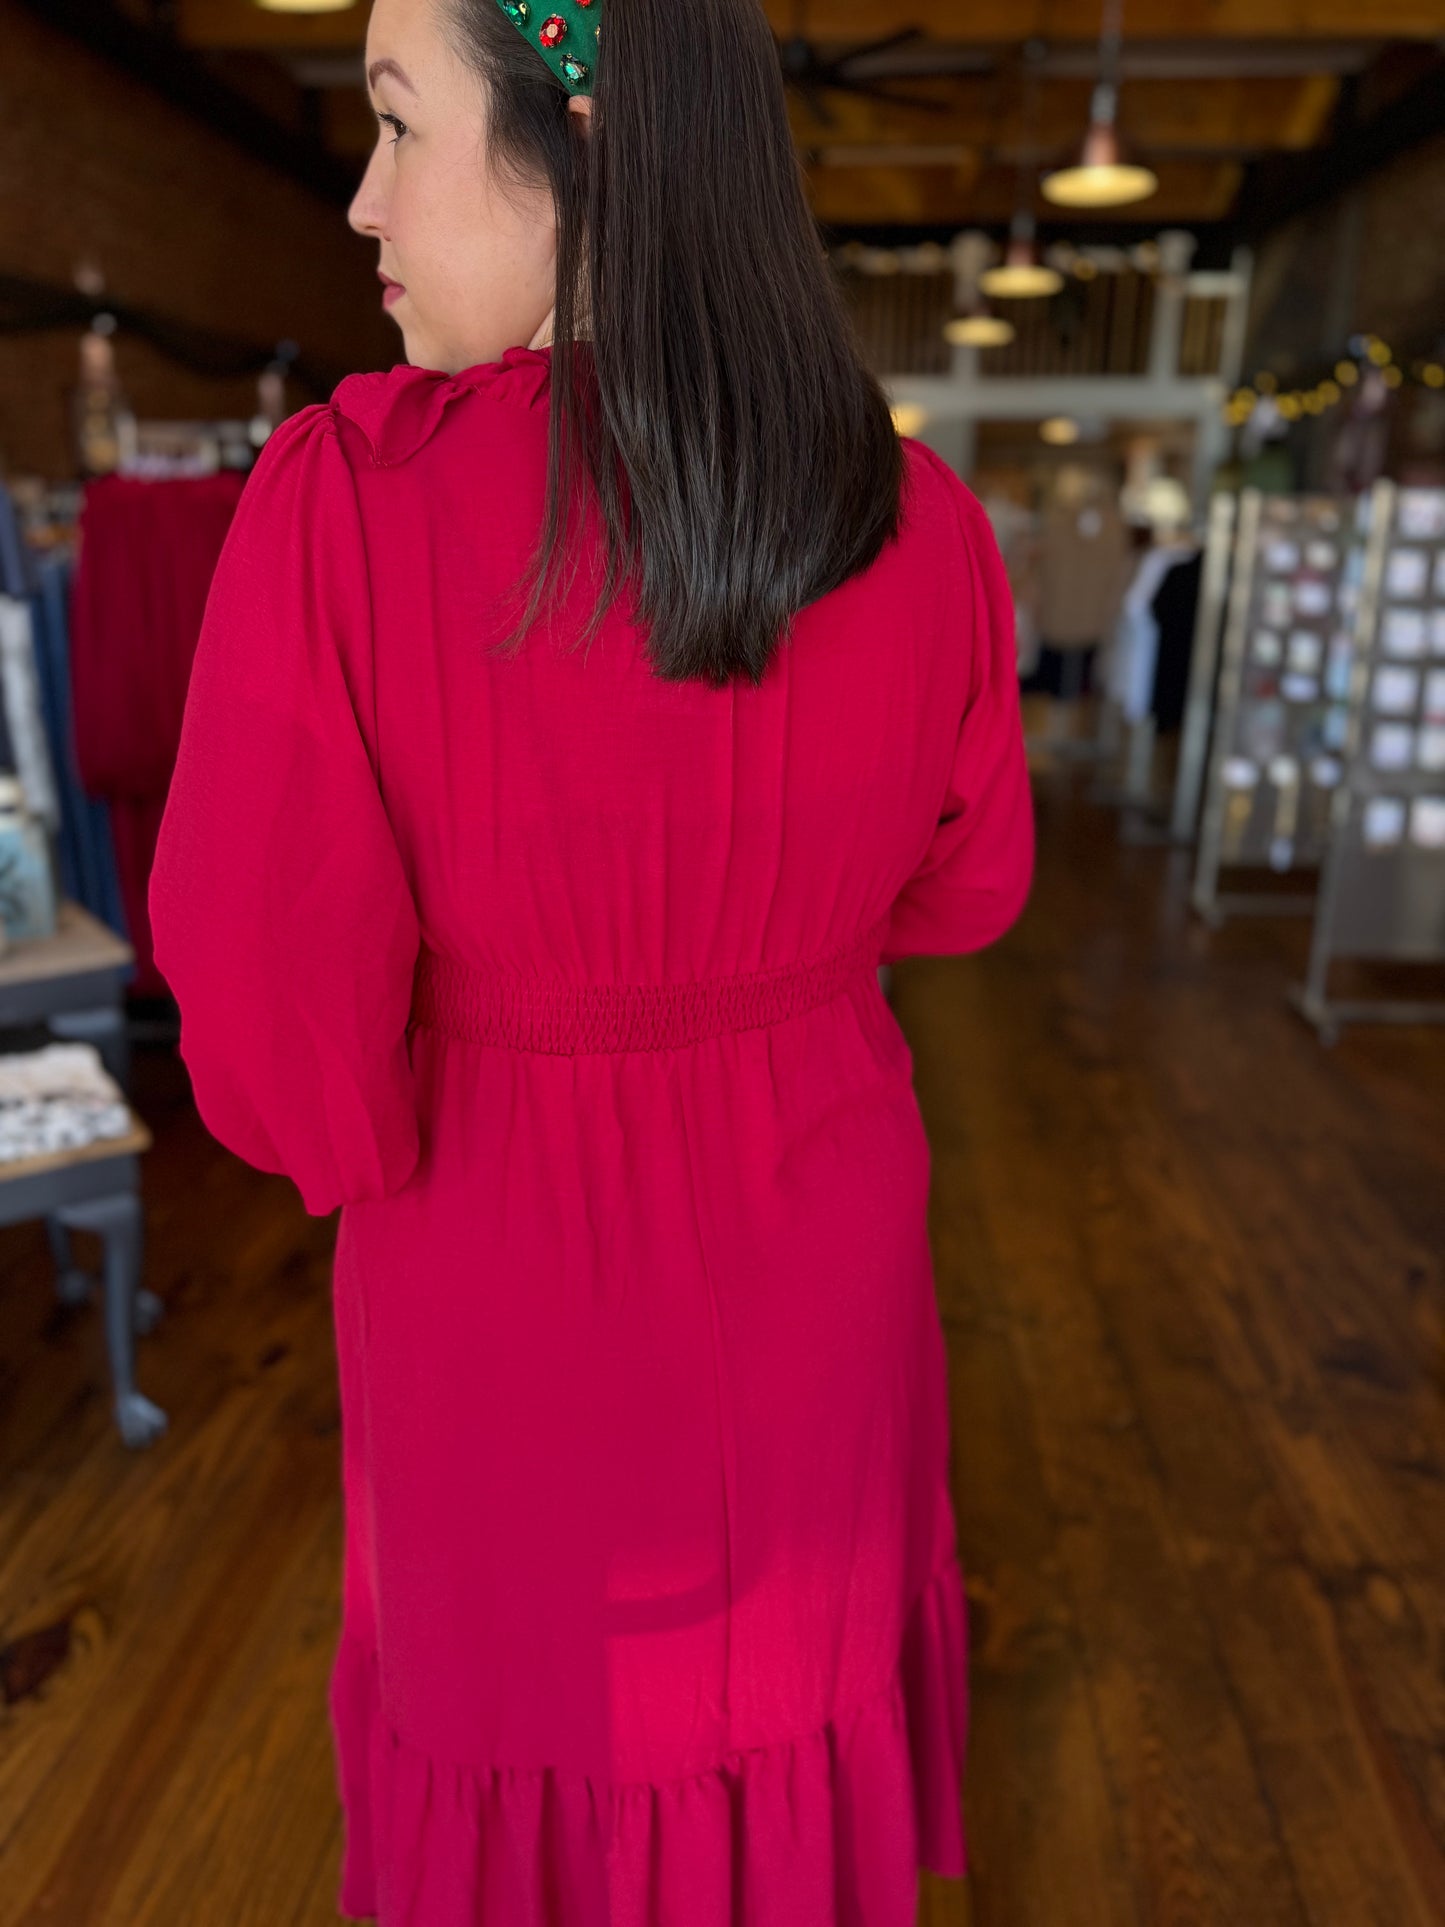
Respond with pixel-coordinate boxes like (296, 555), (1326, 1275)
(945, 311), (1017, 348)
(944, 232), (1017, 347)
(980, 46), (1062, 302)
(252, 0), (357, 12)
(1042, 0), (1157, 209)
(980, 212), (1063, 300)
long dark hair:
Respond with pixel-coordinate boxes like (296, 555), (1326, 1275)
(440, 0), (904, 689)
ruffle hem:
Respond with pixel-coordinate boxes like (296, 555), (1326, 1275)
(328, 1555), (969, 1927)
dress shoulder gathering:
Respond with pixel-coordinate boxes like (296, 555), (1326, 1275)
(148, 342), (1034, 1927)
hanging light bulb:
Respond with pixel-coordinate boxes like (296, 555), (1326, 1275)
(945, 233), (1017, 345)
(945, 314), (1017, 348)
(253, 0), (356, 11)
(1042, 91), (1158, 208)
(944, 309), (1017, 348)
(980, 212), (1063, 300)
(980, 46), (1063, 302)
(1042, 0), (1157, 210)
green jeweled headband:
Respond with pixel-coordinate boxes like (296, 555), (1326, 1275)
(496, 0), (600, 96)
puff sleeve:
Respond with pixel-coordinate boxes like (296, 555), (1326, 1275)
(148, 404), (422, 1217)
(881, 451), (1036, 965)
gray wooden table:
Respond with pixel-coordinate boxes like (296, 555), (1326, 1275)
(0, 900), (166, 1447)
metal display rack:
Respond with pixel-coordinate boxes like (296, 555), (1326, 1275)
(1192, 490), (1364, 926)
(1289, 481), (1445, 1041)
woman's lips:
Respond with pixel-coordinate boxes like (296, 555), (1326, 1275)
(382, 282), (405, 310)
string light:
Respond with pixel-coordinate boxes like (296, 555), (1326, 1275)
(1220, 334), (1441, 429)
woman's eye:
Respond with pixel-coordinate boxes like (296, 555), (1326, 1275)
(378, 112), (408, 145)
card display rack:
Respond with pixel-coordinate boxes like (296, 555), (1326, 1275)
(1192, 490), (1364, 926)
(1289, 481), (1445, 1041)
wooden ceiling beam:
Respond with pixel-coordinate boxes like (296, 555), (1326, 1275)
(804, 158), (1246, 226)
(180, 0), (371, 50)
(320, 69), (1342, 161)
(785, 75), (1342, 157)
(81, 0), (1445, 243)
(177, 0), (1443, 51)
(771, 0), (1445, 39)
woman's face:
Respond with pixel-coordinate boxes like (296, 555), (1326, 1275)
(348, 0), (590, 374)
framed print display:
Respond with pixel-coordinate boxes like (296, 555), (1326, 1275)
(1193, 490), (1364, 926)
(1292, 481), (1445, 1040)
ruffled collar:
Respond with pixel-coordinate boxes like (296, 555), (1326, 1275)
(330, 343), (554, 468)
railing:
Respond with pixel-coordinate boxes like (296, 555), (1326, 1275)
(832, 256), (1238, 384)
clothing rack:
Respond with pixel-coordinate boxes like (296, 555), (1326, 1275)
(0, 478), (129, 946)
(121, 416), (263, 478)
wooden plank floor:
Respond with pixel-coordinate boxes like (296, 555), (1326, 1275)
(3, 750), (1444, 1925)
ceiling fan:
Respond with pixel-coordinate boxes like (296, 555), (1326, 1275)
(774, 0), (955, 127)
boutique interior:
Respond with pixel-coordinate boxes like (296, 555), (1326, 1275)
(2, 2), (1445, 1923)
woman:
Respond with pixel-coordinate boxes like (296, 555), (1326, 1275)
(147, 0), (1035, 1920)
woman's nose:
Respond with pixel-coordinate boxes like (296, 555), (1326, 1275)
(348, 150), (386, 237)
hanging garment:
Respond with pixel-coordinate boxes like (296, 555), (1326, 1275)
(0, 482), (37, 599)
(29, 551), (128, 936)
(1107, 542), (1196, 725)
(1020, 640), (1100, 700)
(1034, 495), (1131, 650)
(1149, 551), (1205, 733)
(70, 467), (248, 995)
(981, 494), (1041, 678)
(0, 596), (62, 832)
(148, 344), (1036, 1927)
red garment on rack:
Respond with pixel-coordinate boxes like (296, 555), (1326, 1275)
(70, 469), (248, 996)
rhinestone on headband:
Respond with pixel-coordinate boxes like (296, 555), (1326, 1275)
(492, 0), (600, 97)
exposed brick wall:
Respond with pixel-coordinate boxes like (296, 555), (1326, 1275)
(0, 0), (396, 480)
(1243, 130), (1445, 486)
(1247, 130), (1445, 377)
(1354, 127), (1445, 355)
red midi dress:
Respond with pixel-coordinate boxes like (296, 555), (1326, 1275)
(147, 342), (1035, 1927)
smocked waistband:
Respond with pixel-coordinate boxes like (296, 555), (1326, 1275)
(407, 915), (891, 1055)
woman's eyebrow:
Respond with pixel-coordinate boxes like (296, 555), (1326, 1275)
(367, 57), (418, 96)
